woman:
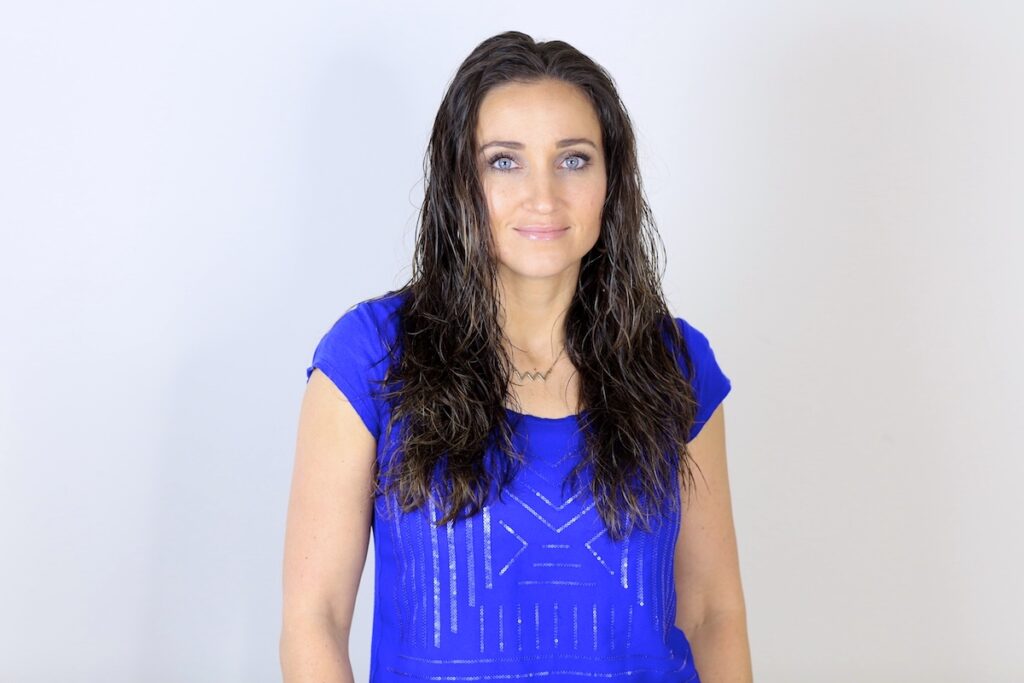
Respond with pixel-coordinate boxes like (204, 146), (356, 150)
(281, 31), (752, 683)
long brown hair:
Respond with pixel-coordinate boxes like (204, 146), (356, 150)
(371, 30), (702, 542)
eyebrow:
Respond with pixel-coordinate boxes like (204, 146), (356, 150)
(478, 137), (598, 153)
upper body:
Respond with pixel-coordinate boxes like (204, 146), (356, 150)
(289, 289), (734, 682)
(282, 31), (750, 683)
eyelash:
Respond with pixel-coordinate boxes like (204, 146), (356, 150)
(486, 151), (592, 173)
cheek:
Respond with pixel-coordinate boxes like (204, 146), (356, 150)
(574, 181), (606, 222)
(482, 180), (512, 220)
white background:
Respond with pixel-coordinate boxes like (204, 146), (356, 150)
(2, 2), (1022, 681)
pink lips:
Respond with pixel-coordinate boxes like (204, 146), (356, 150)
(514, 226), (570, 240)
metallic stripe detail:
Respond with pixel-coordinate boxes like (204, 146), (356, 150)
(637, 535), (645, 606)
(519, 460), (568, 488)
(496, 519), (527, 575)
(415, 509), (428, 648)
(516, 580), (597, 586)
(428, 497), (441, 647)
(620, 533), (630, 589)
(498, 604), (504, 652)
(406, 510), (419, 644)
(584, 528), (615, 575)
(526, 483), (587, 510)
(534, 602), (540, 650)
(483, 505), (493, 589)
(553, 601), (559, 648)
(572, 603), (578, 650)
(390, 500), (406, 642)
(385, 664), (693, 679)
(626, 604), (633, 650)
(506, 490), (595, 533)
(651, 525), (660, 633)
(447, 517), (457, 633)
(661, 517), (675, 639)
(516, 602), (523, 652)
(466, 515), (476, 607)
(398, 651), (681, 664)
(610, 605), (615, 651)
(378, 479), (689, 671)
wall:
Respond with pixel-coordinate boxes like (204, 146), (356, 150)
(1, 2), (1021, 681)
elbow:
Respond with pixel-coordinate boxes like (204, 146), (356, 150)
(280, 609), (351, 652)
(679, 589), (748, 636)
(695, 599), (748, 633)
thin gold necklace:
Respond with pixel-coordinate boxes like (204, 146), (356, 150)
(509, 345), (565, 382)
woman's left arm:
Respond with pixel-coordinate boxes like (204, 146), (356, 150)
(674, 403), (753, 682)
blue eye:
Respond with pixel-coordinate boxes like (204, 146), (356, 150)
(563, 153), (590, 170)
(490, 154), (516, 172)
(485, 151), (592, 173)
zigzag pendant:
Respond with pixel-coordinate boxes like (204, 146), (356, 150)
(511, 366), (555, 382)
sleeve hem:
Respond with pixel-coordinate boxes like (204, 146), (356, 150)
(686, 378), (732, 444)
(307, 358), (380, 440)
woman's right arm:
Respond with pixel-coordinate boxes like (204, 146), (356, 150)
(280, 368), (378, 683)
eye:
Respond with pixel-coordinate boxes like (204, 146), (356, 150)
(484, 151), (593, 173)
(487, 153), (518, 172)
(562, 152), (591, 171)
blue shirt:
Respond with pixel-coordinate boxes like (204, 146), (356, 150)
(306, 290), (732, 682)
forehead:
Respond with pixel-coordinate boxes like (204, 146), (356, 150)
(475, 79), (602, 145)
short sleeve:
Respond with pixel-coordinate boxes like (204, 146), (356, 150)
(674, 317), (733, 443)
(305, 302), (390, 440)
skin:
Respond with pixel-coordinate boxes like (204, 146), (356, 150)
(281, 369), (373, 683)
(280, 77), (751, 683)
(675, 404), (753, 681)
(475, 78), (605, 418)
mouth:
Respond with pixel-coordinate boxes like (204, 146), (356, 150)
(513, 226), (570, 239)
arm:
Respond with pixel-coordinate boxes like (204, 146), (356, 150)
(674, 403), (753, 682)
(280, 369), (378, 683)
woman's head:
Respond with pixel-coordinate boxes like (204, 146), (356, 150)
(413, 30), (650, 308)
(476, 77), (606, 288)
(380, 32), (699, 541)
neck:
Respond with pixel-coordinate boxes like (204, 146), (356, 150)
(495, 270), (576, 358)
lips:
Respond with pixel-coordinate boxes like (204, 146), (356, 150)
(513, 226), (570, 240)
(514, 226), (569, 234)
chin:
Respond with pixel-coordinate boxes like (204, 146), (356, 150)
(498, 258), (580, 280)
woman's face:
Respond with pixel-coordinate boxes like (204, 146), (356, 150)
(475, 78), (607, 285)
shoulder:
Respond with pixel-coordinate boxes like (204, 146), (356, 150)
(676, 314), (718, 365)
(663, 313), (734, 442)
(314, 289), (407, 359)
(304, 289), (409, 439)
(358, 288), (408, 330)
(659, 314), (717, 381)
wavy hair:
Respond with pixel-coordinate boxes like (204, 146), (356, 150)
(372, 30), (702, 541)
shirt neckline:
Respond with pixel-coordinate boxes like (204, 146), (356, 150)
(504, 407), (585, 422)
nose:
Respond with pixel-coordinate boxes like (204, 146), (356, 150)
(524, 167), (558, 213)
